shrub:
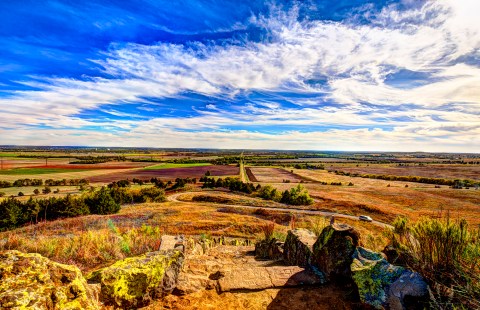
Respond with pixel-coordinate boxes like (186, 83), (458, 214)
(0, 191), (5, 197)
(261, 221), (275, 241)
(18, 192), (24, 196)
(280, 184), (314, 205)
(258, 185), (280, 201)
(33, 188), (40, 195)
(390, 215), (480, 308)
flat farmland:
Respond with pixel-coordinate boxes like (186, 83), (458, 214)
(248, 167), (304, 183)
(292, 169), (480, 225)
(328, 164), (480, 181)
(0, 168), (131, 182)
(87, 165), (239, 183)
(0, 158), (151, 170)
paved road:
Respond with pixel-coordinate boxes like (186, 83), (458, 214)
(167, 191), (393, 229)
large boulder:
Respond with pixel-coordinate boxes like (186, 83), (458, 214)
(351, 247), (429, 310)
(255, 238), (284, 260)
(312, 223), (360, 282)
(0, 250), (99, 310)
(283, 229), (317, 267)
(91, 249), (184, 309)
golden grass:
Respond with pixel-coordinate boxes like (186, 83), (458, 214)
(291, 169), (480, 225)
(0, 201), (276, 271)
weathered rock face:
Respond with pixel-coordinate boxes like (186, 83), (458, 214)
(91, 249), (184, 309)
(351, 247), (429, 310)
(0, 250), (99, 310)
(255, 238), (284, 260)
(283, 228), (317, 267)
(312, 223), (360, 282)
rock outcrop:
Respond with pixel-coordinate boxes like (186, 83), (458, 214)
(90, 249), (184, 309)
(351, 247), (429, 310)
(312, 223), (360, 282)
(254, 238), (284, 260)
(283, 228), (317, 267)
(0, 250), (99, 310)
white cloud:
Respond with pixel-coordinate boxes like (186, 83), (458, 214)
(0, 1), (479, 151)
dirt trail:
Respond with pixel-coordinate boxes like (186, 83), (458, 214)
(167, 191), (393, 229)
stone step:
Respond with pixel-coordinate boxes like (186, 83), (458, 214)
(217, 266), (325, 292)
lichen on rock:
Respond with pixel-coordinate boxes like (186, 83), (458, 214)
(0, 250), (99, 310)
(351, 247), (405, 309)
(312, 223), (360, 282)
(91, 249), (184, 309)
(283, 228), (317, 267)
(255, 238), (284, 260)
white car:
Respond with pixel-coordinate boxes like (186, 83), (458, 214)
(359, 215), (373, 222)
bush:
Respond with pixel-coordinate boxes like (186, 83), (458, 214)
(280, 184), (314, 205)
(0, 192), (5, 197)
(33, 188), (40, 195)
(18, 192), (24, 196)
(258, 185), (280, 201)
(390, 215), (480, 308)
(85, 187), (120, 215)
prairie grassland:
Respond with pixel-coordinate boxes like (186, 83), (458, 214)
(0, 201), (277, 271)
(291, 169), (480, 225)
(0, 185), (79, 198)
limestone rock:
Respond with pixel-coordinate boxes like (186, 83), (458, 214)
(92, 249), (184, 309)
(254, 238), (284, 260)
(283, 229), (317, 267)
(218, 266), (324, 292)
(0, 250), (99, 310)
(312, 223), (359, 281)
(351, 247), (429, 309)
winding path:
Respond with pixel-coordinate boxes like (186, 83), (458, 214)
(167, 190), (393, 229)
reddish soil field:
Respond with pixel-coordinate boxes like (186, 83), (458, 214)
(330, 164), (480, 181)
(245, 168), (258, 182)
(87, 165), (239, 183)
(0, 159), (152, 170)
(249, 167), (304, 183)
(30, 162), (152, 169)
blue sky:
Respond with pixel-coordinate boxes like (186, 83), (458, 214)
(0, 0), (479, 151)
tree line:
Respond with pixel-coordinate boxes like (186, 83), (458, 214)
(0, 185), (166, 231)
(0, 178), (89, 188)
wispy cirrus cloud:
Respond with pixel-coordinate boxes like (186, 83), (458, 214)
(0, 0), (479, 151)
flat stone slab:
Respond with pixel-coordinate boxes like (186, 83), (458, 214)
(218, 266), (324, 292)
(159, 235), (184, 251)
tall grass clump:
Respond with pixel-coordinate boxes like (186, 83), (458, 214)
(261, 221), (275, 241)
(390, 215), (480, 309)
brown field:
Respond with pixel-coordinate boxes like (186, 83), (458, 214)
(87, 165), (239, 183)
(290, 169), (480, 225)
(245, 167), (258, 182)
(328, 164), (480, 181)
(248, 167), (304, 183)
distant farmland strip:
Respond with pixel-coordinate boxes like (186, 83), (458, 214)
(87, 165), (239, 183)
(245, 168), (258, 182)
(0, 168), (92, 175)
(144, 163), (211, 170)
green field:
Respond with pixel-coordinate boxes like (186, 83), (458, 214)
(144, 163), (211, 170)
(0, 153), (19, 157)
(0, 168), (91, 175)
